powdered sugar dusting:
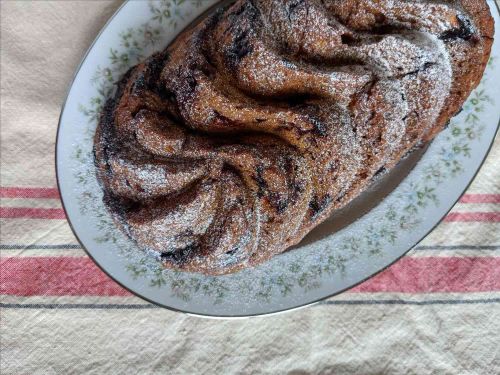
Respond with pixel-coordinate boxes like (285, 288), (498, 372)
(94, 0), (482, 275)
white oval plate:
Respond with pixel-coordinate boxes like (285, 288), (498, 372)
(57, 0), (500, 317)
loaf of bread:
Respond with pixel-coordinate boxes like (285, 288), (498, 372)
(94, 0), (494, 274)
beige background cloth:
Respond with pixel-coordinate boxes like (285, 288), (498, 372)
(1, 1), (499, 374)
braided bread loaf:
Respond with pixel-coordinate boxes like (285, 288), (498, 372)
(94, 0), (494, 274)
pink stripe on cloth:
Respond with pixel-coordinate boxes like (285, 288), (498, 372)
(0, 207), (66, 219)
(1, 208), (497, 222)
(0, 257), (131, 296)
(443, 212), (500, 222)
(352, 257), (500, 293)
(0, 187), (60, 199)
(1, 257), (499, 297)
(2, 187), (498, 203)
(459, 194), (500, 203)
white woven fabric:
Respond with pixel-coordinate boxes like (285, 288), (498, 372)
(1, 1), (499, 374)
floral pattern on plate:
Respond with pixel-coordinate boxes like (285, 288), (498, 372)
(57, 0), (500, 316)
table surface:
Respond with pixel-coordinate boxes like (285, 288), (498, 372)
(1, 1), (499, 374)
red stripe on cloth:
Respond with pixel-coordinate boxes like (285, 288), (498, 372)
(459, 194), (500, 204)
(1, 257), (499, 296)
(1, 188), (496, 204)
(352, 257), (500, 293)
(0, 258), (130, 296)
(3, 207), (496, 222)
(0, 187), (60, 199)
(0, 207), (66, 219)
(444, 212), (500, 222)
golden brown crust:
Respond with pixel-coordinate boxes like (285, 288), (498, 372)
(94, 0), (494, 275)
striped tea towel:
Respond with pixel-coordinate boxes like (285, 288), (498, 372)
(1, 1), (499, 374)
